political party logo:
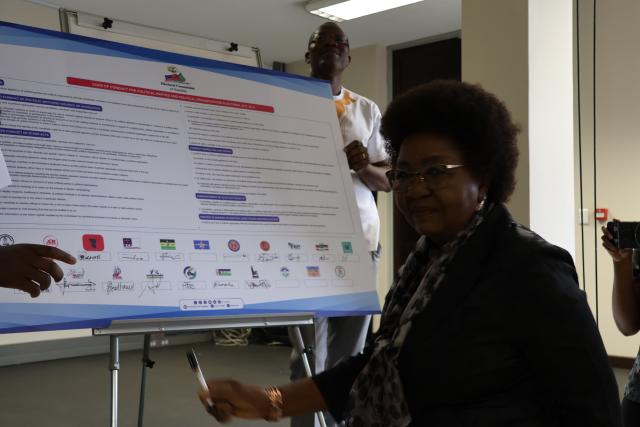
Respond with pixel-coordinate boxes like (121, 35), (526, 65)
(306, 266), (320, 277)
(146, 269), (164, 280)
(259, 240), (271, 252)
(160, 239), (176, 250)
(216, 268), (232, 277)
(334, 265), (346, 278)
(183, 266), (197, 280)
(193, 240), (210, 250)
(341, 241), (353, 254)
(250, 265), (259, 279)
(0, 234), (14, 246)
(122, 238), (140, 249)
(280, 266), (290, 278)
(315, 243), (329, 252)
(82, 234), (104, 251)
(112, 266), (122, 280)
(288, 242), (301, 250)
(43, 235), (58, 247)
(165, 65), (186, 83)
(228, 239), (240, 252)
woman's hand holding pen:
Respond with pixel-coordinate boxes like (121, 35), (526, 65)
(198, 379), (271, 422)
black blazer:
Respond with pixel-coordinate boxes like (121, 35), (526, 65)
(314, 204), (621, 426)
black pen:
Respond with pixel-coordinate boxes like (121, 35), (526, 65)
(187, 349), (215, 412)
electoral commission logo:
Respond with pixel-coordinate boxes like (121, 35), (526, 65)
(162, 65), (194, 91)
(165, 65), (186, 83)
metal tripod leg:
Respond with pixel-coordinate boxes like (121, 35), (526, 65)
(137, 334), (156, 427)
(109, 335), (120, 427)
(292, 325), (327, 427)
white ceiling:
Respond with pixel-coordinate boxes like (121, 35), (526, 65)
(41, 0), (461, 66)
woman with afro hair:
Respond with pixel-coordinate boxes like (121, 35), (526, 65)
(198, 81), (621, 427)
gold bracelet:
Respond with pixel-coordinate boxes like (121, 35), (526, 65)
(264, 386), (283, 422)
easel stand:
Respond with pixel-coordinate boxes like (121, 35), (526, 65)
(291, 326), (328, 427)
(109, 336), (119, 427)
(137, 334), (154, 427)
(95, 313), (316, 427)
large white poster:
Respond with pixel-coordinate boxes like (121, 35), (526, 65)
(0, 22), (379, 333)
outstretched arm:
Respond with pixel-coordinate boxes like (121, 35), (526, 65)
(0, 244), (76, 297)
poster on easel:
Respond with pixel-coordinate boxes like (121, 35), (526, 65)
(0, 22), (379, 333)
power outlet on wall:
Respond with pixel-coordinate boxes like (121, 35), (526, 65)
(580, 208), (590, 225)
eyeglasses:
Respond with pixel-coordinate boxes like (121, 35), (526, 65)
(386, 164), (464, 192)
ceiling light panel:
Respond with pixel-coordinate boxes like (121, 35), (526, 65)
(306, 0), (424, 22)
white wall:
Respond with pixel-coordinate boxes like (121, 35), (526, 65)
(462, 0), (577, 284)
(464, 0), (640, 359)
(0, 0), (59, 30)
(576, 0), (640, 358)
(461, 0), (530, 226)
(528, 0), (575, 259)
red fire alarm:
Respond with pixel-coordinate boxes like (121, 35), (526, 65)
(595, 208), (608, 222)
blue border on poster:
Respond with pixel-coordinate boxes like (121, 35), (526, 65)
(0, 292), (380, 333)
(0, 21), (331, 99)
(0, 22), (379, 332)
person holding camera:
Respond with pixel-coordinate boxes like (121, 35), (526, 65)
(602, 223), (640, 426)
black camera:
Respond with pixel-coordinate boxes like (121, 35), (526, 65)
(607, 221), (640, 249)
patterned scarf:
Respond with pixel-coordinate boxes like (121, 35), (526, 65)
(346, 204), (493, 427)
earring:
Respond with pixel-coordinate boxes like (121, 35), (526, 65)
(477, 195), (487, 211)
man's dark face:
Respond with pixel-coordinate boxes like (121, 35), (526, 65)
(306, 23), (351, 79)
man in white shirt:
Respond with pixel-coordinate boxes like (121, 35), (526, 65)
(290, 21), (390, 427)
